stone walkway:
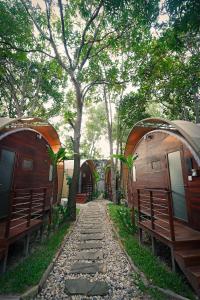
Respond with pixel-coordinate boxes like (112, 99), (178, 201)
(36, 200), (147, 299)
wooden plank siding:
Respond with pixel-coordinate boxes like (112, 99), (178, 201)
(132, 131), (200, 231)
(0, 130), (56, 209)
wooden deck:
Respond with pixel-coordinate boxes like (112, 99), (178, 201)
(140, 218), (200, 244)
(0, 218), (42, 242)
(137, 188), (200, 296)
(0, 187), (47, 272)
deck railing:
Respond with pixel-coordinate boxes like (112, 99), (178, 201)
(5, 187), (47, 238)
(137, 188), (175, 241)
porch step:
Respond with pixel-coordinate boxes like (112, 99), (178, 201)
(175, 249), (200, 266)
(187, 266), (200, 279)
(175, 250), (200, 294)
(76, 193), (88, 204)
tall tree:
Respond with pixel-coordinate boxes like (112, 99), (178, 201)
(19, 0), (159, 219)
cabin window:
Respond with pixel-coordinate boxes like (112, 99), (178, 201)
(133, 166), (136, 182)
(151, 160), (161, 170)
(22, 159), (33, 171)
(49, 165), (53, 181)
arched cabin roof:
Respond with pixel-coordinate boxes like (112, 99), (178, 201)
(82, 160), (96, 174)
(0, 117), (61, 152)
(64, 159), (96, 173)
(125, 118), (200, 161)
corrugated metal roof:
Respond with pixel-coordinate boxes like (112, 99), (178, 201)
(0, 117), (63, 198)
(125, 118), (200, 159)
(0, 117), (61, 152)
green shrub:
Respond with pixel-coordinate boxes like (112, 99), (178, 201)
(116, 205), (137, 234)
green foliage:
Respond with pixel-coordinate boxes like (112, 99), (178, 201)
(81, 103), (107, 159)
(0, 0), (65, 118)
(93, 170), (100, 183)
(0, 223), (70, 293)
(108, 204), (195, 299)
(92, 190), (101, 199)
(51, 204), (70, 228)
(118, 92), (151, 131)
(165, 0), (200, 34)
(116, 205), (136, 234)
(47, 147), (69, 167)
(113, 154), (138, 170)
(66, 175), (72, 185)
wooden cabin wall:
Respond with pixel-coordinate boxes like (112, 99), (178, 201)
(0, 130), (56, 210)
(132, 131), (200, 230)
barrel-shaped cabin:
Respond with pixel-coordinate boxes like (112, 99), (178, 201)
(78, 160), (96, 202)
(0, 117), (64, 271)
(64, 159), (96, 203)
(63, 159), (108, 203)
(124, 118), (200, 294)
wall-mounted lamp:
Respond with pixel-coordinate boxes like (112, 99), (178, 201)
(192, 169), (198, 177)
(144, 134), (153, 141)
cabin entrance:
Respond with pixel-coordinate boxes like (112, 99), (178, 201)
(168, 150), (188, 222)
(0, 149), (15, 219)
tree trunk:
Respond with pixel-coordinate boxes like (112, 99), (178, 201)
(194, 94), (200, 123)
(67, 80), (83, 220)
(103, 86), (117, 203)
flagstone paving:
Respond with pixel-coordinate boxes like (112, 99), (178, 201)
(78, 241), (102, 250)
(36, 200), (147, 299)
(76, 250), (103, 260)
(79, 233), (104, 241)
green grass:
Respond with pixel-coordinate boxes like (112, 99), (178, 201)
(108, 203), (195, 300)
(0, 208), (80, 294)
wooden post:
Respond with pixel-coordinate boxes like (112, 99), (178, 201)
(24, 234), (30, 257)
(170, 247), (177, 272)
(167, 191), (175, 241)
(2, 247), (9, 273)
(150, 190), (155, 230)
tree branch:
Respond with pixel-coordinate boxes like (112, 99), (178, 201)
(75, 0), (104, 68)
(20, 0), (50, 41)
(58, 0), (73, 69)
(0, 40), (55, 59)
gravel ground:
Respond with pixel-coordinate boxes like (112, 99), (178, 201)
(36, 200), (148, 300)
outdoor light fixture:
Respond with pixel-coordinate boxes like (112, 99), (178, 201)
(192, 169), (198, 177)
(144, 134), (153, 141)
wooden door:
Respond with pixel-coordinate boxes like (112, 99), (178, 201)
(0, 149), (15, 218)
(168, 150), (188, 221)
